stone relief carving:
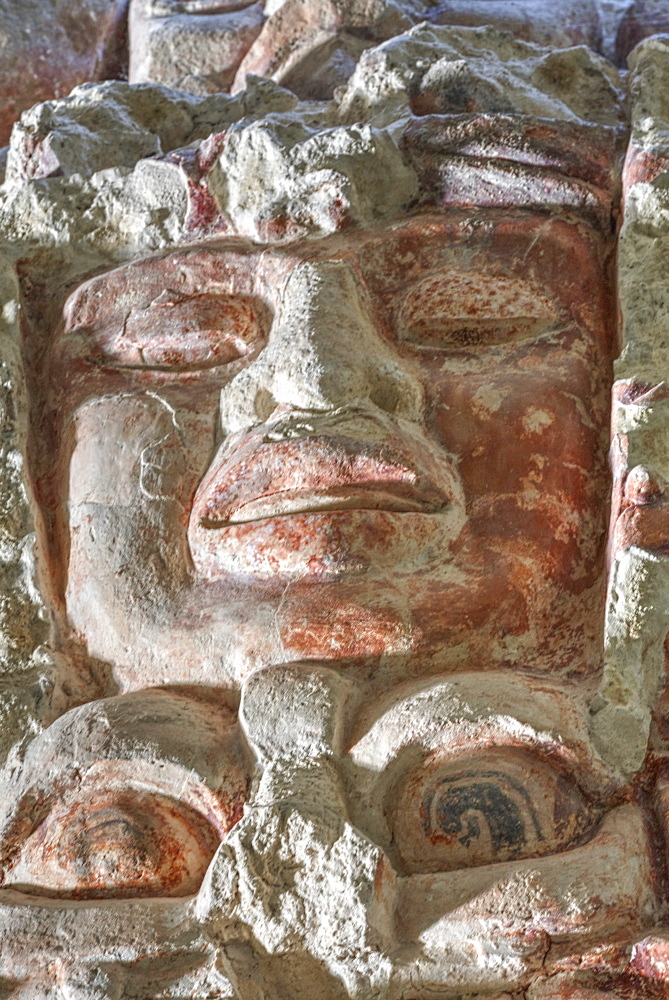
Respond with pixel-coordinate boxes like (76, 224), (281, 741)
(1, 5), (669, 1000)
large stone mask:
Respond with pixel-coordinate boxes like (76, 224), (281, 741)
(45, 203), (614, 690)
(1, 20), (669, 1000)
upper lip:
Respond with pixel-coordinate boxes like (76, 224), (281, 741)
(192, 408), (460, 527)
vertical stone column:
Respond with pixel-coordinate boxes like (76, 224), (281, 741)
(592, 34), (669, 772)
(0, 258), (55, 764)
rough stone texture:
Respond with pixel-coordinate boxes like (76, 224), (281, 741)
(0, 0), (129, 147)
(335, 22), (625, 126)
(128, 0), (605, 101)
(0, 257), (60, 768)
(1, 9), (669, 1000)
(592, 32), (669, 777)
(0, 0), (634, 154)
(129, 0), (265, 94)
(0, 0), (632, 162)
(616, 0), (669, 64)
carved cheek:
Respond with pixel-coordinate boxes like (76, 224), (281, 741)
(396, 803), (656, 964)
(67, 395), (213, 509)
(64, 393), (215, 607)
(430, 346), (610, 587)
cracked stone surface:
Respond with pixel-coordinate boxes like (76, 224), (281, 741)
(1, 6), (669, 1000)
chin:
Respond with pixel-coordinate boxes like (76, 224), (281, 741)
(189, 509), (464, 581)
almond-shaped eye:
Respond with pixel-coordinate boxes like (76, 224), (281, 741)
(88, 291), (268, 372)
(2, 789), (222, 900)
(397, 270), (559, 349)
(388, 748), (594, 874)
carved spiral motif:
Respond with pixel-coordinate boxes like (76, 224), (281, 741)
(422, 769), (544, 860)
(389, 748), (595, 873)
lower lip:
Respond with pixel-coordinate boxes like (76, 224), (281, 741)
(189, 508), (461, 581)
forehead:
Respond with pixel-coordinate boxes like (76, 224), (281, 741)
(61, 209), (613, 339)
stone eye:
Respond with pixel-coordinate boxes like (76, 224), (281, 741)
(388, 748), (595, 874)
(397, 270), (558, 349)
(76, 292), (269, 373)
(2, 789), (222, 900)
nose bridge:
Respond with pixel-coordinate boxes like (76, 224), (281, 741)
(280, 259), (378, 362)
(219, 260), (422, 435)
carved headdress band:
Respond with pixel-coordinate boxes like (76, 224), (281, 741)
(1, 24), (628, 260)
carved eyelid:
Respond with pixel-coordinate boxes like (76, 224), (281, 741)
(1, 784), (223, 901)
(395, 268), (562, 348)
(0, 760), (248, 901)
(0, 691), (250, 901)
(58, 248), (275, 374)
(63, 290), (271, 374)
(385, 746), (596, 874)
(346, 676), (614, 874)
(346, 735), (598, 877)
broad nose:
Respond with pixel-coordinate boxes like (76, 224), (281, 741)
(219, 260), (423, 435)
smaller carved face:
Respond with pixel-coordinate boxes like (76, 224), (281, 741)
(0, 668), (656, 997)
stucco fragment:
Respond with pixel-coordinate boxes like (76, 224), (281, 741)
(0, 0), (128, 147)
(592, 33), (669, 774)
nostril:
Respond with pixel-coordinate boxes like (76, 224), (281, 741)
(369, 366), (424, 422)
(369, 383), (399, 415)
(254, 388), (277, 423)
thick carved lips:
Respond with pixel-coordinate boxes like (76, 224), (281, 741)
(192, 411), (460, 528)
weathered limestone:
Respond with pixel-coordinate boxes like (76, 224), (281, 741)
(129, 0), (265, 94)
(0, 1), (634, 158)
(593, 33), (669, 775)
(0, 0), (632, 153)
(128, 0), (605, 100)
(0, 0), (128, 147)
(0, 8), (669, 1000)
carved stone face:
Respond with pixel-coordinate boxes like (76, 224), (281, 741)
(2, 14), (654, 997)
(36, 208), (614, 691)
(5, 140), (630, 995)
(0, 666), (657, 995)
